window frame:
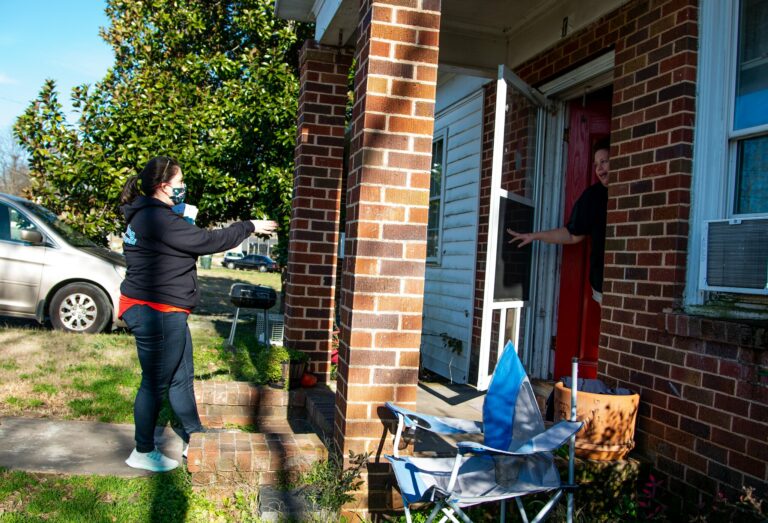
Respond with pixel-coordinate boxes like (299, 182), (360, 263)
(426, 130), (448, 265)
(686, 0), (768, 306)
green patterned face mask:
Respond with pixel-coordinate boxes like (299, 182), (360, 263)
(169, 184), (186, 205)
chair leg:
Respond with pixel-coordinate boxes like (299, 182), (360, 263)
(403, 498), (414, 523)
(515, 498), (529, 523)
(500, 499), (506, 523)
(437, 507), (461, 523)
(445, 501), (473, 523)
(426, 501), (445, 523)
(530, 490), (563, 523)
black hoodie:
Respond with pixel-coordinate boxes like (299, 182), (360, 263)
(120, 196), (255, 309)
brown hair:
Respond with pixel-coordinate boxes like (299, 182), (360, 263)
(120, 156), (180, 205)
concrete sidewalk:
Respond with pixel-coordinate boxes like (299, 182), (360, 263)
(0, 381), (486, 478)
(0, 417), (183, 477)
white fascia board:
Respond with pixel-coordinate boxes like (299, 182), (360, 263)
(274, 0), (315, 22)
(314, 0), (358, 46)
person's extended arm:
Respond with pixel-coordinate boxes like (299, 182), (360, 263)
(160, 214), (277, 256)
(507, 227), (584, 248)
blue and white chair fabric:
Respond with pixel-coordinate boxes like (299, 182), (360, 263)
(385, 341), (583, 523)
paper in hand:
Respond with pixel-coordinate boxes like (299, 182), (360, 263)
(172, 203), (198, 224)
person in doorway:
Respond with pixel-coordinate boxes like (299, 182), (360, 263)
(507, 139), (610, 303)
(119, 156), (276, 472)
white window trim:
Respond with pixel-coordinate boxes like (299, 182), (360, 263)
(426, 129), (448, 265)
(687, 0), (768, 306)
(686, 0), (737, 306)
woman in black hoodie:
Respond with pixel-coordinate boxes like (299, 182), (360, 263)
(119, 156), (275, 472)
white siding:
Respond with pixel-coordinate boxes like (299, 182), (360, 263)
(421, 84), (483, 384)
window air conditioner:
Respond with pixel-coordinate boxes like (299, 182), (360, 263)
(701, 217), (768, 294)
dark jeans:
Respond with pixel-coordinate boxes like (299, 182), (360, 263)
(122, 305), (203, 453)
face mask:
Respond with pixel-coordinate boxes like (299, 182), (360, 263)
(168, 184), (186, 205)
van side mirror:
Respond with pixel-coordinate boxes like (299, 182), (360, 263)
(20, 229), (44, 245)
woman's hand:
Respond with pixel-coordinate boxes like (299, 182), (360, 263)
(251, 219), (278, 236)
(507, 228), (535, 247)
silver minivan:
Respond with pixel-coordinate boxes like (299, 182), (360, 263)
(0, 193), (125, 333)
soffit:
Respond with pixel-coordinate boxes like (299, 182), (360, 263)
(276, 0), (628, 73)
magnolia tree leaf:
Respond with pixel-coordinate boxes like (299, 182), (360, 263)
(14, 0), (311, 254)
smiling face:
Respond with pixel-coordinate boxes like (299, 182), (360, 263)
(594, 148), (610, 187)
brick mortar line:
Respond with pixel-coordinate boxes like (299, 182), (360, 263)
(369, 37), (439, 51)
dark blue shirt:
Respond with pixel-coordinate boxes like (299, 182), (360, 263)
(566, 182), (608, 293)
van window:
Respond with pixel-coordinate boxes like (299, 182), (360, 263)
(15, 199), (96, 247)
(0, 203), (41, 244)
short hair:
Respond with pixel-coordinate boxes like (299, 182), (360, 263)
(593, 137), (611, 154)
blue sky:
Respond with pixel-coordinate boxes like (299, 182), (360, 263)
(0, 1), (113, 134)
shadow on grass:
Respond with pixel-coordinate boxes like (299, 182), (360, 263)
(148, 468), (190, 523)
(0, 467), (191, 522)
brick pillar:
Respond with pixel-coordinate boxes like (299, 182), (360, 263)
(335, 0), (441, 514)
(284, 42), (353, 382)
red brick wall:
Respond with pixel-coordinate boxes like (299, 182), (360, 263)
(474, 0), (766, 511)
(336, 0), (441, 513)
(285, 42), (353, 382)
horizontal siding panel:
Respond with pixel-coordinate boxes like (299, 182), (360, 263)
(424, 280), (474, 296)
(446, 158), (481, 183)
(441, 224), (477, 240)
(447, 126), (482, 153)
(449, 124), (481, 142)
(446, 140), (481, 166)
(422, 87), (482, 384)
(423, 310), (469, 327)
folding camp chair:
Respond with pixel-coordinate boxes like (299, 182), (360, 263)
(385, 341), (583, 523)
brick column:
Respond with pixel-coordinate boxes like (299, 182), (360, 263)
(335, 0), (441, 513)
(284, 42), (353, 382)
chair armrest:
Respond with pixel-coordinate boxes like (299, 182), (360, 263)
(385, 402), (483, 435)
(456, 421), (583, 457)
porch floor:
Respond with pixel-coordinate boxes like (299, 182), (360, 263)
(303, 378), (555, 456)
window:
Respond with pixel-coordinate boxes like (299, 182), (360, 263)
(688, 0), (768, 304)
(732, 0), (768, 216)
(0, 203), (41, 244)
(426, 137), (445, 262)
(9, 207), (39, 242)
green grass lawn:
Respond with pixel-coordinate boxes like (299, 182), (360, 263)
(0, 467), (263, 522)
(0, 267), (283, 423)
(0, 268), (285, 522)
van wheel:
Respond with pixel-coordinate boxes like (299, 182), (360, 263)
(258, 265), (267, 273)
(50, 283), (111, 334)
(227, 262), (235, 269)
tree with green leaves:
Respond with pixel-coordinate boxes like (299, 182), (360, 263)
(14, 0), (310, 251)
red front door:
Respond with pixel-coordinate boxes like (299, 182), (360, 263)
(553, 89), (612, 380)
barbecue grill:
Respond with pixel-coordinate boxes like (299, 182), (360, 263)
(227, 284), (277, 346)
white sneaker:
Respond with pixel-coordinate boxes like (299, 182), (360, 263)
(182, 442), (189, 459)
(125, 448), (179, 472)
